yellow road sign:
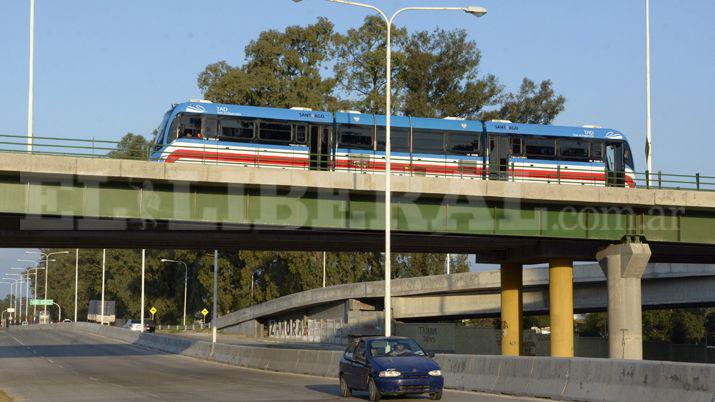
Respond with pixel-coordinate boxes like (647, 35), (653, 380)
(149, 306), (157, 315)
(201, 308), (209, 316)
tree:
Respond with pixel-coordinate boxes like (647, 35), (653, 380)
(197, 18), (343, 111)
(107, 133), (150, 160)
(579, 312), (607, 337)
(705, 309), (715, 345)
(643, 309), (672, 342)
(400, 28), (502, 119)
(333, 15), (407, 114)
(671, 309), (705, 344)
(496, 78), (566, 124)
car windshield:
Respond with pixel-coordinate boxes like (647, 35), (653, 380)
(368, 339), (426, 357)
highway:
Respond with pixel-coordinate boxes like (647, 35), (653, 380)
(0, 328), (537, 402)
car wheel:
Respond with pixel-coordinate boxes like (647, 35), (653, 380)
(429, 390), (443, 400)
(339, 375), (352, 398)
(368, 378), (381, 402)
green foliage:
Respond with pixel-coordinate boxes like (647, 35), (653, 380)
(31, 248), (470, 324)
(706, 309), (715, 344)
(107, 133), (150, 160)
(643, 309), (672, 341)
(496, 78), (566, 124)
(579, 312), (607, 337)
(197, 18), (343, 111)
(671, 309), (705, 344)
(198, 16), (566, 123)
(333, 15), (407, 114)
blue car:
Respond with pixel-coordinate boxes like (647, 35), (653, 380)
(339, 336), (444, 401)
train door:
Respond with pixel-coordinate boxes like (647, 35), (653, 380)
(309, 125), (331, 170)
(488, 135), (510, 180)
(605, 142), (625, 186)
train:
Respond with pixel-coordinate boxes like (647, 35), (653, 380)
(150, 100), (635, 187)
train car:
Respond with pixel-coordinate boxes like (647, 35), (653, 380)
(484, 121), (635, 187)
(333, 112), (483, 178)
(151, 100), (635, 187)
(151, 101), (333, 170)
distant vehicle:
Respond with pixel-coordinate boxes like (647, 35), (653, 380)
(123, 319), (155, 333)
(339, 336), (444, 401)
(21, 321), (28, 326)
(151, 101), (636, 188)
(62, 319), (72, 323)
(87, 300), (116, 324)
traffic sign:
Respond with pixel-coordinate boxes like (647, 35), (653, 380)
(6, 308), (15, 313)
(201, 308), (209, 317)
(30, 299), (53, 306)
(149, 306), (157, 315)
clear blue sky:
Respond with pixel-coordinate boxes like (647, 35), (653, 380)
(0, 1), (713, 295)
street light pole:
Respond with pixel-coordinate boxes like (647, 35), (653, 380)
(645, 0), (653, 183)
(141, 249), (145, 333)
(27, 0), (35, 153)
(101, 249), (105, 325)
(212, 250), (218, 344)
(74, 249), (78, 322)
(160, 258), (188, 327)
(26, 250), (69, 322)
(298, 0), (487, 337)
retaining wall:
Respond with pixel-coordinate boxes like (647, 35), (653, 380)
(45, 323), (715, 402)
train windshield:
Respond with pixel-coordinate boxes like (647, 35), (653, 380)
(154, 110), (172, 145)
(624, 143), (635, 170)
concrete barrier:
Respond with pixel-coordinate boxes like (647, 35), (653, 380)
(51, 323), (715, 402)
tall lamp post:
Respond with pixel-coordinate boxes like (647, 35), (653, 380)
(0, 281), (14, 325)
(294, 0), (487, 337)
(645, 0), (653, 183)
(27, 0), (35, 152)
(161, 258), (189, 326)
(11, 268), (30, 323)
(4, 275), (21, 324)
(18, 258), (50, 323)
(26, 250), (69, 321)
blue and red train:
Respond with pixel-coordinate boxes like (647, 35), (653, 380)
(151, 100), (635, 187)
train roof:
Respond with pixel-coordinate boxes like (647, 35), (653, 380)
(334, 112), (482, 132)
(173, 101), (334, 124)
(484, 121), (627, 141)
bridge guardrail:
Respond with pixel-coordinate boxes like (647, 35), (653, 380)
(1, 133), (713, 191)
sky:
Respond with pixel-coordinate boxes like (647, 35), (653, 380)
(0, 1), (714, 295)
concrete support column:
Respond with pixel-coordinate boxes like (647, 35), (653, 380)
(596, 242), (651, 360)
(500, 263), (523, 356)
(549, 259), (574, 357)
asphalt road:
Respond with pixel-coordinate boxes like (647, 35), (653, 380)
(0, 327), (538, 402)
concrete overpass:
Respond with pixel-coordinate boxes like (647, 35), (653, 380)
(0, 153), (713, 261)
(2, 153), (715, 360)
(217, 263), (715, 328)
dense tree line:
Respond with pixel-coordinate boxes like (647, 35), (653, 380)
(197, 16), (565, 122)
(26, 249), (468, 324)
(580, 309), (715, 345)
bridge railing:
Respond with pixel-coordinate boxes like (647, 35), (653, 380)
(1, 133), (713, 191)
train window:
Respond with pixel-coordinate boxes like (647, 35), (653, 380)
(445, 132), (480, 155)
(412, 129), (444, 154)
(295, 125), (307, 144)
(338, 124), (373, 150)
(179, 115), (202, 139)
(376, 127), (410, 153)
(559, 140), (590, 161)
(201, 117), (218, 139)
(166, 116), (180, 143)
(591, 142), (604, 161)
(511, 137), (524, 156)
(525, 138), (555, 158)
(220, 118), (254, 140)
(259, 121), (293, 143)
